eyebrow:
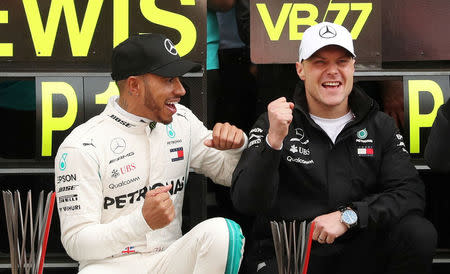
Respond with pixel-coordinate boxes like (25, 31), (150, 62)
(310, 53), (352, 60)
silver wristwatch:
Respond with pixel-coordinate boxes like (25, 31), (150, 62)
(339, 207), (358, 229)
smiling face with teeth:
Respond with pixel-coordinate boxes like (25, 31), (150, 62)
(138, 73), (186, 124)
(296, 45), (355, 118)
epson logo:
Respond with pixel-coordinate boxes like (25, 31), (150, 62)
(57, 174), (77, 184)
(109, 152), (134, 164)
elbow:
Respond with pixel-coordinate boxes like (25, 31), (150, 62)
(62, 234), (84, 261)
(61, 231), (103, 261)
(230, 186), (274, 216)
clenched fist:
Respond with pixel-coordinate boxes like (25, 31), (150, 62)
(267, 97), (295, 149)
(204, 122), (245, 150)
(142, 185), (175, 230)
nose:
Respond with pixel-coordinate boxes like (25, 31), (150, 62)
(174, 77), (186, 96)
(326, 62), (339, 76)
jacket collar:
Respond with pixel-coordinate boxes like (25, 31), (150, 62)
(102, 96), (155, 134)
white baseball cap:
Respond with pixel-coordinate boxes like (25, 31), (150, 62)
(298, 22), (356, 62)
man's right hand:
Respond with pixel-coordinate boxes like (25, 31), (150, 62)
(142, 185), (175, 230)
(267, 97), (294, 149)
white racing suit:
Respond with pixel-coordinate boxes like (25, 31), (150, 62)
(55, 96), (245, 273)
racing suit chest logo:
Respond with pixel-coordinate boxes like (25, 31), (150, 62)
(355, 128), (375, 157)
(104, 177), (185, 209)
(286, 127), (314, 165)
(110, 137), (126, 154)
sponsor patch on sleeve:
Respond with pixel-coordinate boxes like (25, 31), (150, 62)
(248, 128), (264, 147)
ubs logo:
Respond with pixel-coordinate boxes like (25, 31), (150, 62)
(319, 25), (337, 39)
(164, 39), (178, 56)
(110, 138), (126, 154)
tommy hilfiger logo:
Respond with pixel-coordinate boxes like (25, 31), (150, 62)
(170, 147), (184, 162)
(357, 146), (374, 157)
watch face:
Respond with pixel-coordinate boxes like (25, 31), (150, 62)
(342, 209), (358, 225)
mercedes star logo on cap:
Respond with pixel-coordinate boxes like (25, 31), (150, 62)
(164, 39), (178, 56)
(319, 25), (337, 39)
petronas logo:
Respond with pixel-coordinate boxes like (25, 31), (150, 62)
(166, 124), (176, 138)
(59, 153), (67, 171)
(357, 129), (368, 139)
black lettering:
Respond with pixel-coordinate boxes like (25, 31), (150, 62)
(61, 205), (81, 211)
(175, 178), (184, 194)
(58, 185), (78, 192)
(59, 194), (78, 203)
(127, 190), (139, 204)
(57, 174), (77, 183)
(104, 197), (115, 209)
(110, 114), (134, 128)
(115, 195), (127, 208)
(136, 186), (147, 202)
(109, 152), (134, 164)
(168, 181), (174, 195)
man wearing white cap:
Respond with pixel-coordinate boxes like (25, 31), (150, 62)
(231, 22), (436, 273)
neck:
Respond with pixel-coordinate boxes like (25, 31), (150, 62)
(118, 95), (142, 117)
(307, 100), (350, 119)
(118, 96), (129, 111)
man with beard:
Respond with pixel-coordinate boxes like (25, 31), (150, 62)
(55, 33), (245, 274)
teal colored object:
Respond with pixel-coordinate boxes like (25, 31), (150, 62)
(0, 80), (36, 110)
(207, 10), (220, 70)
(225, 219), (245, 274)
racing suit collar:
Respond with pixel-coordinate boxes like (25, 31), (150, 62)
(102, 96), (153, 133)
(111, 95), (153, 124)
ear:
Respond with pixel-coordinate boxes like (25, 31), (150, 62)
(127, 76), (141, 96)
(296, 62), (306, 80)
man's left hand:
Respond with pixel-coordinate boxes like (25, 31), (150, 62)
(204, 122), (245, 150)
(312, 211), (348, 244)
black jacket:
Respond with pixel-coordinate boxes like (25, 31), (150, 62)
(231, 82), (425, 240)
(425, 98), (450, 173)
